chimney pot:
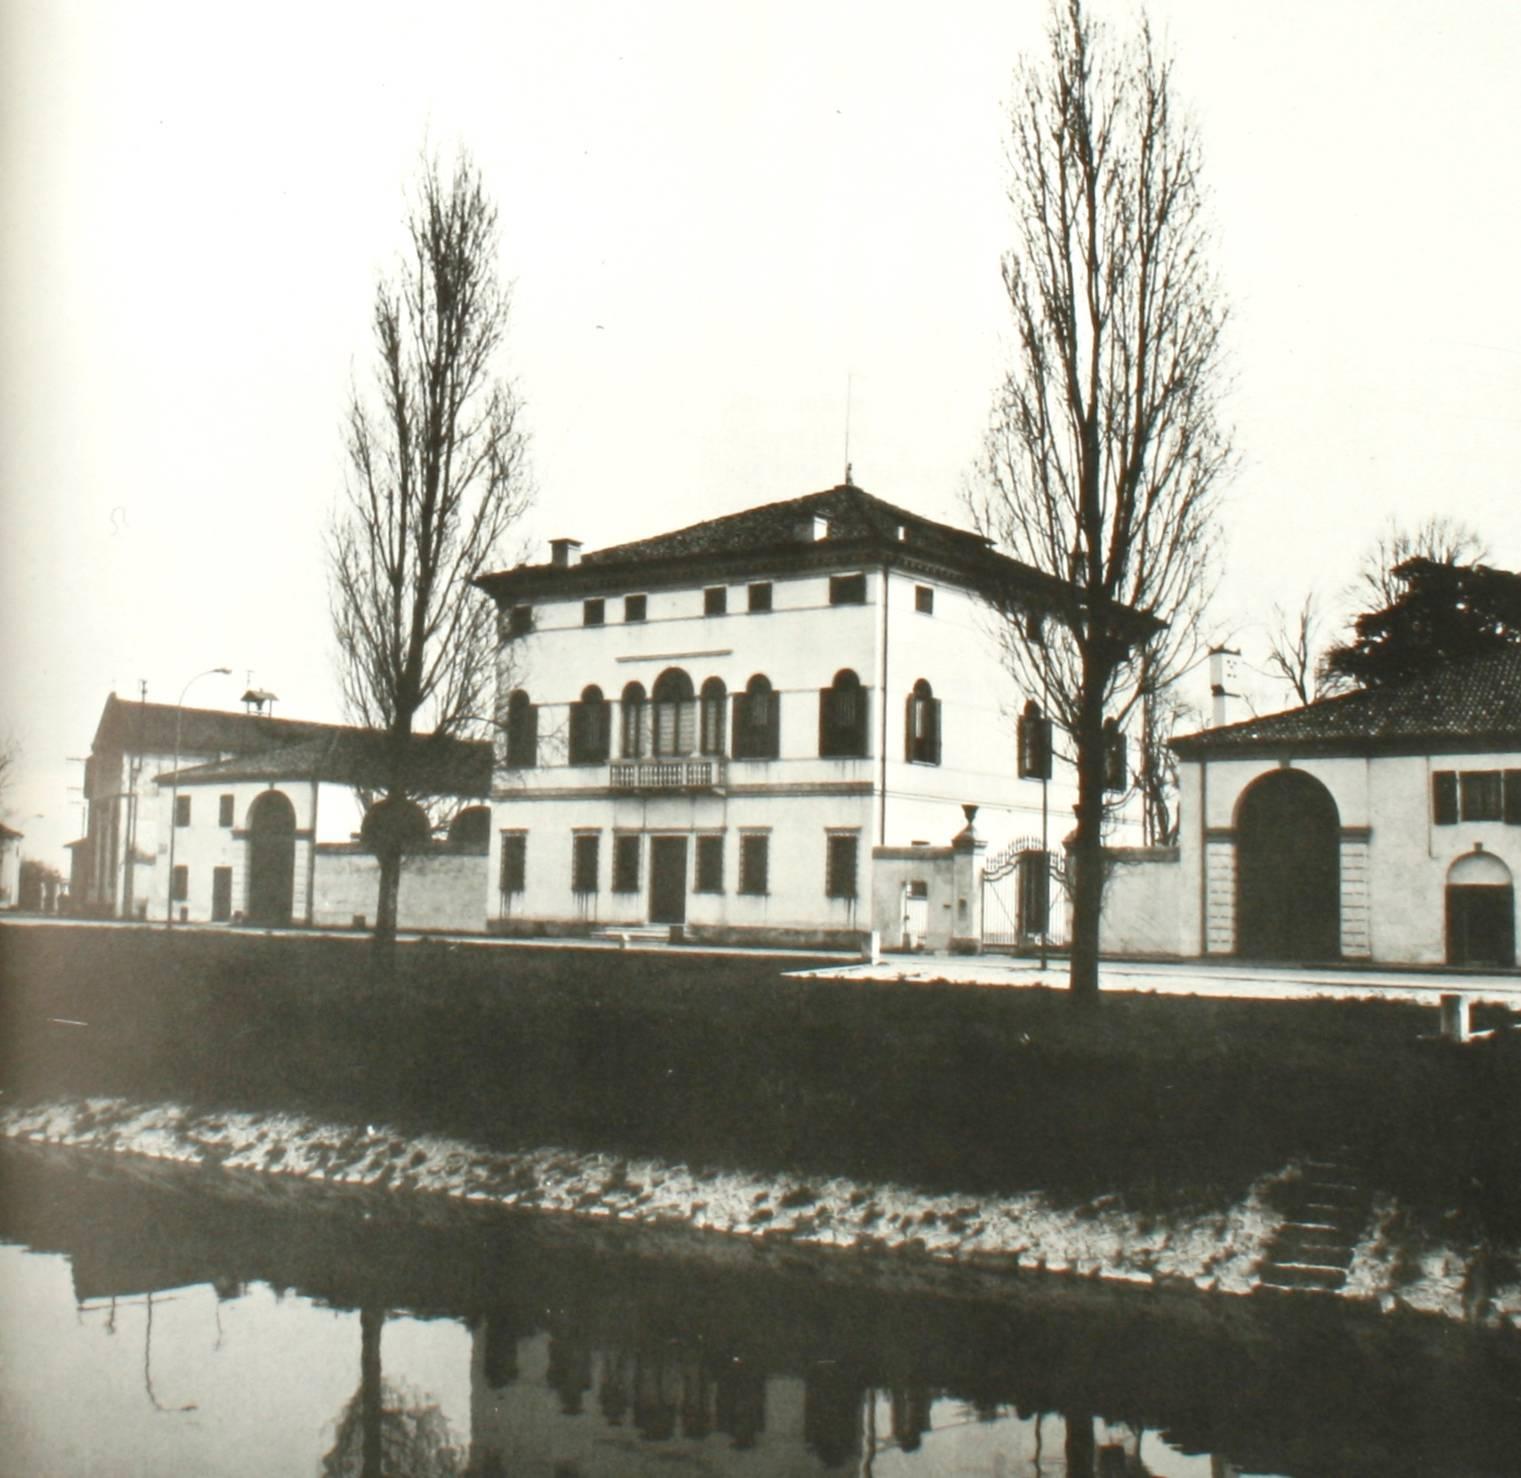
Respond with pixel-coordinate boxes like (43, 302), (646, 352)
(550, 538), (583, 568)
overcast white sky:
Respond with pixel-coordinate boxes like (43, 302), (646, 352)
(2, 0), (1519, 867)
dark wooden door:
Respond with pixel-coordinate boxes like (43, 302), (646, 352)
(247, 791), (296, 927)
(1236, 770), (1341, 961)
(1447, 886), (1516, 967)
(649, 836), (688, 925)
(211, 866), (233, 922)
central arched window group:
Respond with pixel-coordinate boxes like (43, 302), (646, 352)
(502, 669), (940, 769)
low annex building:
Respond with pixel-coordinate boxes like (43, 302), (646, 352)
(474, 481), (1092, 951)
(1101, 647), (1521, 968)
(73, 693), (489, 930)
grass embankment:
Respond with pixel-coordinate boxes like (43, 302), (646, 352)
(2, 924), (1518, 1231)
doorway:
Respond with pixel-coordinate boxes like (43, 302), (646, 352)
(1235, 769), (1341, 961)
(1446, 852), (1516, 967)
(211, 866), (233, 923)
(649, 836), (688, 925)
(246, 790), (296, 927)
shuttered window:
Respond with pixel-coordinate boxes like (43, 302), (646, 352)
(825, 832), (859, 900)
(499, 832), (527, 895)
(572, 833), (600, 894)
(738, 834), (769, 896)
(612, 834), (641, 893)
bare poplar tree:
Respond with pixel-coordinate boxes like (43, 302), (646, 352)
(970, 0), (1233, 1004)
(329, 153), (531, 966)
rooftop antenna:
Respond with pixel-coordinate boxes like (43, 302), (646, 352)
(842, 373), (854, 486)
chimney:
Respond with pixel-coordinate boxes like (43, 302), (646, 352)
(550, 538), (583, 568)
(1208, 646), (1242, 728)
(795, 514), (830, 542)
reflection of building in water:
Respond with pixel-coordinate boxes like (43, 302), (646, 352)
(465, 1320), (1176, 1477)
(469, 1322), (801, 1475)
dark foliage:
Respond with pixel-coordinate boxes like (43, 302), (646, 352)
(1325, 558), (1521, 689)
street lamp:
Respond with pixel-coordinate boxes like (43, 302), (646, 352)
(164, 667), (232, 927)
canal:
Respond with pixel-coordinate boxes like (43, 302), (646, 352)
(2, 1142), (1519, 1476)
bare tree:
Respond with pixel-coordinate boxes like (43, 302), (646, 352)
(0, 731), (17, 809)
(1263, 590), (1346, 707)
(970, 0), (1233, 1005)
(1352, 515), (1489, 610)
(329, 153), (532, 967)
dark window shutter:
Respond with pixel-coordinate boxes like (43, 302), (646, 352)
(1433, 771), (1458, 826)
(904, 694), (915, 761)
(931, 699), (942, 765)
(1104, 724), (1127, 792)
(1506, 770), (1521, 826)
(766, 693), (780, 757)
(818, 688), (831, 755)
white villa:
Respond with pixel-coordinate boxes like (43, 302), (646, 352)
(474, 481), (1110, 951)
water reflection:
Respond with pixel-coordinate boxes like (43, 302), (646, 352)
(2, 1142), (1519, 1476)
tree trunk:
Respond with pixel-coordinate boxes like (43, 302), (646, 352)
(370, 846), (402, 979)
(360, 1306), (384, 1478)
(1067, 661), (1108, 1007)
(1064, 1406), (1096, 1475)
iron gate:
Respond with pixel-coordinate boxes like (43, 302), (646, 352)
(981, 836), (1071, 953)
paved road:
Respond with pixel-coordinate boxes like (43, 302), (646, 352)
(807, 953), (1521, 1007)
(6, 915), (1517, 1005)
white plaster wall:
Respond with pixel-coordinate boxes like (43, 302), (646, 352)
(312, 849), (488, 932)
(1098, 847), (1184, 957)
(489, 789), (876, 937)
(879, 573), (1069, 858)
(871, 847), (957, 951)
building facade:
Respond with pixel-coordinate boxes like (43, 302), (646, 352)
(476, 482), (1087, 949)
(74, 694), (489, 929)
(1100, 647), (1521, 967)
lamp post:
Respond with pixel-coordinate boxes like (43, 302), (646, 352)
(164, 667), (232, 927)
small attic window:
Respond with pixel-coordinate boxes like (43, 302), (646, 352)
(507, 604), (533, 637)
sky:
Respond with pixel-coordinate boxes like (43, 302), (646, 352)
(2, 0), (1519, 869)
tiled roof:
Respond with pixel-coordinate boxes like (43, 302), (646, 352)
(1172, 646), (1521, 757)
(582, 484), (993, 569)
(159, 728), (491, 797)
(93, 694), (337, 757)
(475, 482), (1104, 624)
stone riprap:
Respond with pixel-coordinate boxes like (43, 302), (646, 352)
(2, 1096), (1515, 1329)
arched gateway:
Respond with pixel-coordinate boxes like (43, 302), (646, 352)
(246, 790), (296, 927)
(1235, 770), (1340, 961)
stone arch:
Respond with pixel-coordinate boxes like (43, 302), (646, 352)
(246, 789), (296, 927)
(1234, 768), (1341, 961)
(1446, 849), (1516, 966)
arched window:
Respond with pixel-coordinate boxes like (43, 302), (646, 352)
(905, 679), (940, 765)
(652, 668), (696, 756)
(700, 677), (727, 757)
(732, 674), (779, 760)
(620, 682), (646, 759)
(505, 690), (537, 769)
(819, 669), (868, 758)
(568, 684), (610, 765)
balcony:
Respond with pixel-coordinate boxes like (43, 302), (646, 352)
(610, 758), (726, 792)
